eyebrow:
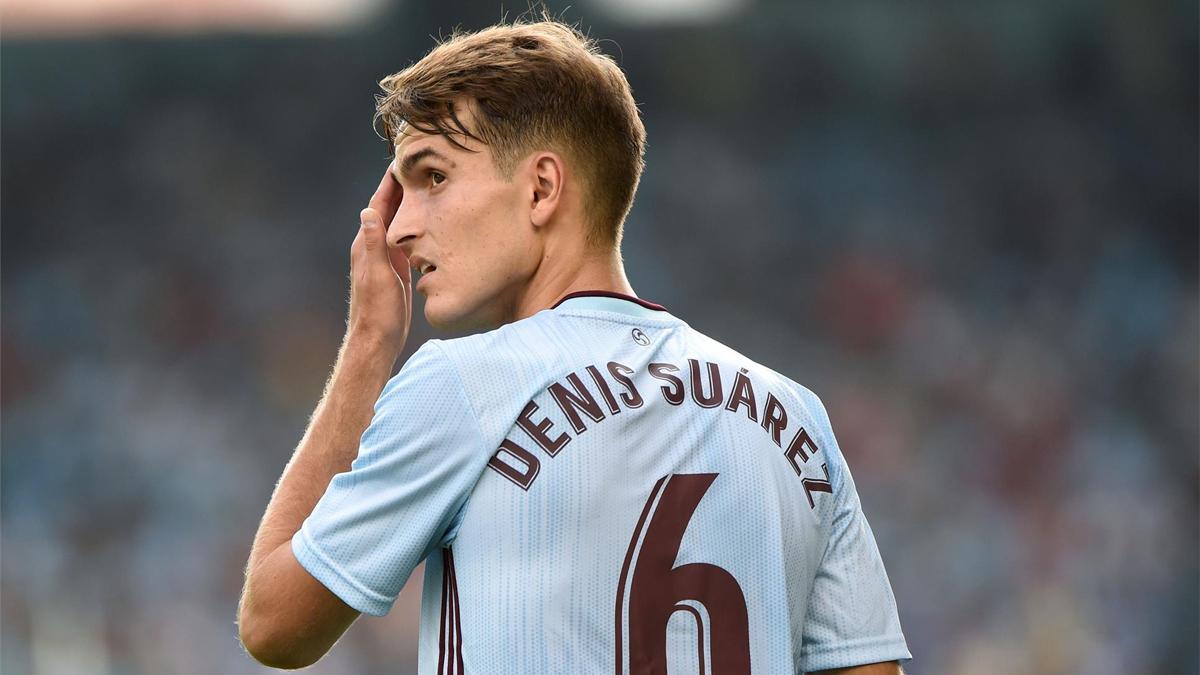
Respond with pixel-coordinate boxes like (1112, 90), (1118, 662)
(394, 147), (456, 181)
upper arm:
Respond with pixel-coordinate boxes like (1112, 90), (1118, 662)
(289, 342), (488, 616)
(241, 342), (487, 666)
(798, 392), (911, 672)
(239, 542), (361, 669)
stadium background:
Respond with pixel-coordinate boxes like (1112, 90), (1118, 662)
(2, 0), (1196, 673)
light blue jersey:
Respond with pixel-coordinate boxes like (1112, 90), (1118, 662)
(293, 292), (910, 673)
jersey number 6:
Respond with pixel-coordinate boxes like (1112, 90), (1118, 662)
(615, 473), (751, 674)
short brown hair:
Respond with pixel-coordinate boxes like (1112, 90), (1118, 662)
(373, 19), (646, 247)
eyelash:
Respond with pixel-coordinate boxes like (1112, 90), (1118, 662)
(429, 171), (446, 186)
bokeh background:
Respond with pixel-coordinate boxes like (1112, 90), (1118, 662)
(3, 0), (1197, 673)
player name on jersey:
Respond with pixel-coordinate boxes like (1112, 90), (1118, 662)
(487, 358), (834, 506)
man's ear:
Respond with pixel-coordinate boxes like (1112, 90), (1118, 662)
(529, 152), (564, 229)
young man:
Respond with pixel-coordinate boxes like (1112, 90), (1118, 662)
(238, 19), (910, 674)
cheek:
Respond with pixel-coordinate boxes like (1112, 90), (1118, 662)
(463, 187), (529, 260)
(432, 181), (531, 296)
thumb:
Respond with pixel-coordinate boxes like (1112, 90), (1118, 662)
(359, 208), (388, 258)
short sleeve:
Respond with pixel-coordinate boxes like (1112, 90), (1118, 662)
(291, 341), (486, 617)
(799, 396), (911, 672)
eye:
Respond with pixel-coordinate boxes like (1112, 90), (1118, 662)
(430, 171), (446, 186)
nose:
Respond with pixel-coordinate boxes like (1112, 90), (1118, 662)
(386, 196), (421, 255)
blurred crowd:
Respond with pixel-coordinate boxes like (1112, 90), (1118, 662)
(3, 1), (1196, 673)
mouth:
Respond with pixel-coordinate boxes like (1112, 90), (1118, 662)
(414, 261), (437, 291)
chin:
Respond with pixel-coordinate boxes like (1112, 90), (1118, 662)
(423, 294), (501, 332)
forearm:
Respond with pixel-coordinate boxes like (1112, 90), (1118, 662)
(244, 332), (399, 576)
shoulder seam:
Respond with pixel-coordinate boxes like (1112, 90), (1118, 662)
(798, 387), (840, 597)
(425, 340), (490, 547)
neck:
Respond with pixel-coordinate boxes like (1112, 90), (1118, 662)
(509, 242), (634, 322)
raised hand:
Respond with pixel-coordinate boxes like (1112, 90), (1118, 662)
(346, 166), (411, 356)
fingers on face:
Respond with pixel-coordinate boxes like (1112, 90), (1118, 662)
(369, 166), (403, 224)
(388, 246), (412, 284)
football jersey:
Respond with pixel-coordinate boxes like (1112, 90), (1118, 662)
(292, 291), (911, 673)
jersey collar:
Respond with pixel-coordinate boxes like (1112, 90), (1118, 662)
(551, 290), (669, 317)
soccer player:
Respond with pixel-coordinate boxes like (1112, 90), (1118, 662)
(238, 19), (911, 675)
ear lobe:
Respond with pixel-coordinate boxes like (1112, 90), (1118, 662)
(529, 153), (563, 228)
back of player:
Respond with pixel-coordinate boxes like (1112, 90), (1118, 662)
(260, 18), (909, 675)
(429, 293), (910, 673)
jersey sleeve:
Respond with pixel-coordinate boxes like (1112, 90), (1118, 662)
(290, 340), (486, 617)
(798, 394), (911, 672)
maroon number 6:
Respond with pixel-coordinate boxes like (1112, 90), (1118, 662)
(615, 473), (751, 674)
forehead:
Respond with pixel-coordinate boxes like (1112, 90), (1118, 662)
(395, 120), (486, 153)
(391, 127), (495, 183)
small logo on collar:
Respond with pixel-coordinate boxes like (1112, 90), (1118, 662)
(631, 328), (651, 346)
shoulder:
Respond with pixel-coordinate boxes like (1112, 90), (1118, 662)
(391, 313), (551, 387)
(684, 325), (842, 452)
(408, 313), (571, 442)
(687, 326), (829, 410)
(427, 310), (561, 380)
(373, 340), (476, 424)
(386, 339), (461, 395)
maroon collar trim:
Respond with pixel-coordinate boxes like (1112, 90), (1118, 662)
(551, 290), (668, 312)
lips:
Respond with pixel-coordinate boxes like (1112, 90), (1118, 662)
(410, 257), (436, 291)
(416, 268), (434, 290)
(410, 255), (437, 289)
